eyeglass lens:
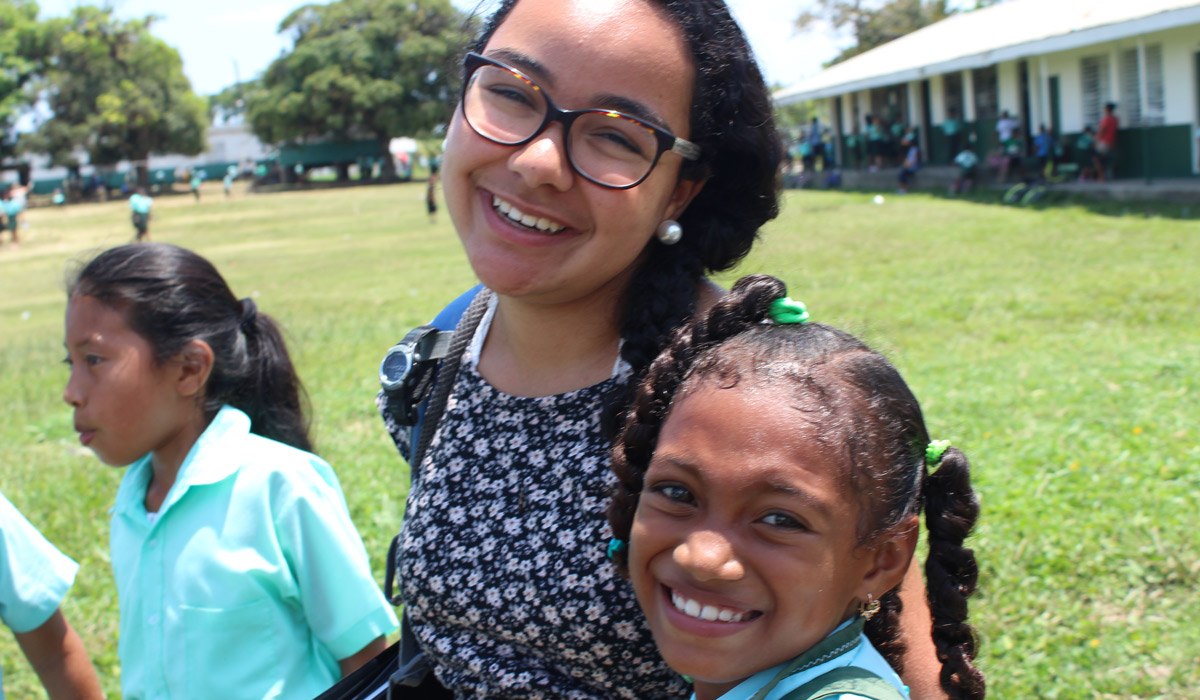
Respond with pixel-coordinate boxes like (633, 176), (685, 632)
(463, 64), (664, 188)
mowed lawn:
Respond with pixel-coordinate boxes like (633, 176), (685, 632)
(0, 181), (1196, 699)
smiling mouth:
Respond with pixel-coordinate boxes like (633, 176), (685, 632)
(669, 587), (760, 623)
(492, 194), (566, 234)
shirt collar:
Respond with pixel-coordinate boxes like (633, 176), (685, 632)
(111, 405), (250, 518)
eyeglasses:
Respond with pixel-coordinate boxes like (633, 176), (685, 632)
(460, 52), (701, 190)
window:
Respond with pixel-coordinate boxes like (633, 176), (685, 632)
(943, 72), (963, 118)
(972, 65), (998, 119)
(1110, 44), (1163, 127)
(1144, 44), (1165, 125)
(1080, 55), (1110, 128)
(1120, 48), (1142, 125)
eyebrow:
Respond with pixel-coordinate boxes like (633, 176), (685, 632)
(483, 48), (671, 129)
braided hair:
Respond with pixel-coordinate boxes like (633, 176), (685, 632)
(69, 243), (312, 452)
(468, 0), (782, 431)
(609, 274), (986, 700)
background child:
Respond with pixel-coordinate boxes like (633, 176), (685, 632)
(898, 138), (920, 193)
(1, 490), (105, 699)
(129, 188), (152, 241)
(609, 275), (984, 700)
(63, 243), (398, 699)
(953, 147), (979, 194)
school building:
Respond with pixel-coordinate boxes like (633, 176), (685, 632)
(774, 0), (1200, 179)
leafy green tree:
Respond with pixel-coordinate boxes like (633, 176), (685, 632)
(209, 80), (259, 125)
(28, 6), (207, 185)
(796, 0), (955, 65)
(247, 0), (475, 181)
(0, 0), (48, 167)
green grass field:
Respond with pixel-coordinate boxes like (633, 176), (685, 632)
(1, 182), (1196, 698)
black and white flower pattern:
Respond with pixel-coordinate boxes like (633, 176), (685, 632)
(382, 353), (688, 699)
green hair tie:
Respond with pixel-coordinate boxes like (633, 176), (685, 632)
(769, 297), (809, 325)
(926, 440), (951, 466)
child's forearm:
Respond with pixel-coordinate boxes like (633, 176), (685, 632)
(15, 609), (106, 700)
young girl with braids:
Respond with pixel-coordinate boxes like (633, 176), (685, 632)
(64, 243), (398, 699)
(609, 274), (986, 700)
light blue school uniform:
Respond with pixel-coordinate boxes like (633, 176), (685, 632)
(0, 491), (80, 699)
(110, 406), (398, 700)
(1, 197), (23, 217)
(700, 617), (908, 700)
(129, 193), (152, 214)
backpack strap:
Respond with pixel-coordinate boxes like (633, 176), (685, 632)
(411, 288), (491, 470)
(777, 667), (908, 700)
(380, 286), (491, 694)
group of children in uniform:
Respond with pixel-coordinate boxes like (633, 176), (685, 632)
(6, 241), (983, 700)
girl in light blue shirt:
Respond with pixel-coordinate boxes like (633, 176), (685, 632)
(63, 243), (397, 699)
(608, 275), (986, 700)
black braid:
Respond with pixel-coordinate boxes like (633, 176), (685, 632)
(864, 588), (906, 674)
(924, 447), (986, 700)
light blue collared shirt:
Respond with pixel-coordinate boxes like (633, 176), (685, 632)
(0, 491), (80, 700)
(697, 619), (909, 700)
(110, 406), (398, 700)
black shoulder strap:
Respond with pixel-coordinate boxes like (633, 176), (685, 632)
(778, 666), (908, 700)
(411, 288), (492, 471)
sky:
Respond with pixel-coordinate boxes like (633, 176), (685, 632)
(32, 0), (854, 97)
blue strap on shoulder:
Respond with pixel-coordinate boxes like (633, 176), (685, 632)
(409, 284), (483, 459)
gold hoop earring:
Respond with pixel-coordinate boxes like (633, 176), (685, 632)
(858, 594), (881, 621)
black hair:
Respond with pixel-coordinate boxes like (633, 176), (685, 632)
(609, 274), (985, 700)
(468, 0), (782, 430)
(68, 243), (312, 452)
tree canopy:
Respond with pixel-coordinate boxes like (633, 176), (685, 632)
(246, 0), (475, 181)
(0, 0), (48, 166)
(24, 5), (207, 183)
(796, 0), (1000, 66)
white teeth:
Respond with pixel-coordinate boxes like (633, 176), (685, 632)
(491, 195), (565, 233)
(670, 589), (750, 624)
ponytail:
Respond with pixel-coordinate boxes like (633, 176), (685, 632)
(922, 447), (985, 700)
(69, 243), (312, 451)
(211, 298), (312, 452)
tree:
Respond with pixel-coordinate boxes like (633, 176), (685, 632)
(795, 0), (955, 66)
(0, 0), (48, 167)
(247, 0), (475, 181)
(27, 6), (207, 186)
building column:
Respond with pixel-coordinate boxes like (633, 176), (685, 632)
(962, 69), (976, 122)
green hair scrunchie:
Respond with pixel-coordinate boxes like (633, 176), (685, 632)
(769, 297), (809, 325)
(926, 440), (951, 466)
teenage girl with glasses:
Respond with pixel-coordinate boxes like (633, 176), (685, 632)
(380, 1), (944, 698)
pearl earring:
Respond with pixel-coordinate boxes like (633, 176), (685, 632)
(656, 220), (682, 245)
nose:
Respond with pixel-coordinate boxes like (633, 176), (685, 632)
(507, 122), (575, 192)
(673, 529), (745, 582)
(62, 367), (84, 408)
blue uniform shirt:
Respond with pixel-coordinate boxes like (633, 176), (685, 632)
(110, 406), (398, 700)
(0, 491), (79, 699)
(694, 618), (908, 700)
